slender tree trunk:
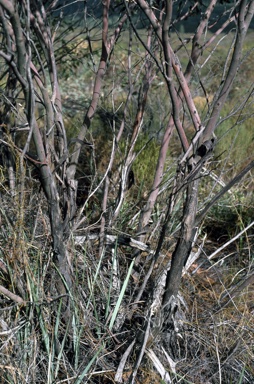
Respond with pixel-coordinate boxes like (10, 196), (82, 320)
(162, 174), (200, 309)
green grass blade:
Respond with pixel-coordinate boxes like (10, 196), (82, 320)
(108, 258), (135, 330)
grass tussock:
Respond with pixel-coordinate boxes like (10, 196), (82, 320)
(0, 178), (253, 383)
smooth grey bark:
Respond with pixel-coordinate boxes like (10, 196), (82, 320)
(0, 0), (73, 302)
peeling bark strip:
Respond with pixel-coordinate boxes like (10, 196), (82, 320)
(75, 233), (152, 253)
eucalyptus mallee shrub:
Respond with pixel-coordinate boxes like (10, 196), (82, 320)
(0, 0), (254, 382)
